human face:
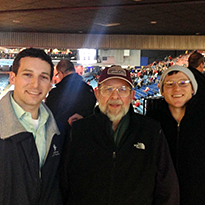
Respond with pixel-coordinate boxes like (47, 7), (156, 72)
(197, 62), (204, 73)
(162, 71), (193, 110)
(95, 79), (135, 124)
(10, 57), (52, 116)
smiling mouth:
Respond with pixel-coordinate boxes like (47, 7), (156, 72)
(109, 104), (121, 108)
(172, 94), (183, 98)
(110, 104), (120, 107)
(27, 91), (41, 95)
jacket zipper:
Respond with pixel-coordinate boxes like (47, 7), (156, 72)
(176, 122), (180, 174)
(108, 151), (116, 205)
(113, 151), (116, 160)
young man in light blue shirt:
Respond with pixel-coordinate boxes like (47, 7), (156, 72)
(0, 48), (65, 205)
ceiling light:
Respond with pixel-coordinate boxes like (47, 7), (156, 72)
(95, 23), (120, 27)
(150, 21), (157, 24)
(13, 20), (20, 23)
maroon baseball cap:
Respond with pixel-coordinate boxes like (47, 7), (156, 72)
(98, 66), (133, 87)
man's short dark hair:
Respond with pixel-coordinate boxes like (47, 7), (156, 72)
(188, 51), (204, 69)
(56, 60), (75, 74)
(12, 48), (54, 80)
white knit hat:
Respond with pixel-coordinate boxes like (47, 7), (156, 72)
(159, 65), (198, 95)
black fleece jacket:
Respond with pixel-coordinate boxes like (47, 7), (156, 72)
(147, 97), (205, 205)
(60, 106), (179, 205)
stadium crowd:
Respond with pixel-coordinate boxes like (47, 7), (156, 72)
(0, 48), (205, 205)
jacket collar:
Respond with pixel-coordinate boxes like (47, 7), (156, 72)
(0, 91), (60, 140)
(94, 105), (137, 134)
(56, 73), (82, 87)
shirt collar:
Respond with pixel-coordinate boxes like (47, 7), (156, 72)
(10, 94), (27, 119)
(10, 94), (49, 122)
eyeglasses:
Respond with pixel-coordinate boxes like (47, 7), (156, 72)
(163, 79), (191, 88)
(99, 86), (131, 97)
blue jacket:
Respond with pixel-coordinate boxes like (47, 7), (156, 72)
(46, 73), (96, 125)
(0, 91), (65, 205)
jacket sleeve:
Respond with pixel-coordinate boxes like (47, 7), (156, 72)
(153, 129), (180, 205)
(59, 128), (73, 205)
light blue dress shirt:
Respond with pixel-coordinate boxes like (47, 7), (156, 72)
(10, 95), (49, 168)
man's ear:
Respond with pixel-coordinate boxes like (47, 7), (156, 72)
(9, 72), (16, 85)
(200, 63), (204, 72)
(130, 90), (135, 101)
(94, 87), (99, 102)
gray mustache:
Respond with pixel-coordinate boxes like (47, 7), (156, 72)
(108, 100), (123, 105)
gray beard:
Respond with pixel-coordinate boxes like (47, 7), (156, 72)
(98, 102), (129, 122)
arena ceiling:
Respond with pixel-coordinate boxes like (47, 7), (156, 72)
(0, 0), (205, 36)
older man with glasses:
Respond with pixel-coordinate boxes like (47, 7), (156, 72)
(60, 65), (179, 205)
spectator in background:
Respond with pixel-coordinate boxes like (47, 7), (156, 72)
(188, 51), (204, 73)
(45, 60), (96, 127)
(147, 65), (205, 204)
(136, 74), (143, 88)
(188, 51), (205, 109)
(60, 65), (179, 205)
(144, 86), (150, 92)
(0, 48), (66, 204)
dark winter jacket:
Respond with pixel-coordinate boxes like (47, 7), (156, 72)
(46, 73), (96, 125)
(60, 106), (179, 205)
(188, 66), (205, 109)
(0, 91), (65, 205)
(147, 97), (205, 205)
